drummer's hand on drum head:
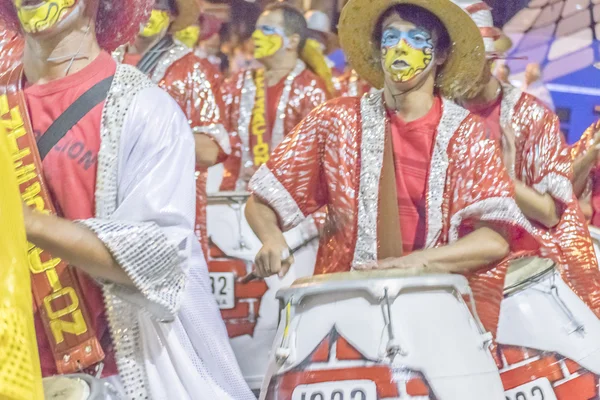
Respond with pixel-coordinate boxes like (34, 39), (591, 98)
(255, 237), (294, 278)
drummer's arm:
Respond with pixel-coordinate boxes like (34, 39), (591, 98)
(383, 225), (509, 273)
(195, 134), (222, 167)
(246, 195), (290, 276)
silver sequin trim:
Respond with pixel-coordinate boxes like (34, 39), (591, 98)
(500, 84), (522, 179)
(270, 60), (306, 147)
(95, 65), (153, 400)
(425, 99), (470, 248)
(150, 43), (191, 84)
(237, 70), (256, 190)
(449, 197), (536, 243)
(249, 165), (305, 230)
(533, 173), (574, 204)
(193, 124), (232, 155)
(352, 91), (386, 267)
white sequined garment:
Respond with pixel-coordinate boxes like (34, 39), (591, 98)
(81, 64), (254, 400)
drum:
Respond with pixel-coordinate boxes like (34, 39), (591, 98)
(43, 374), (116, 400)
(260, 269), (506, 400)
(206, 191), (319, 389)
(498, 257), (600, 399)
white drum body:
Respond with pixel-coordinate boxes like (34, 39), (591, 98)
(498, 258), (600, 399)
(206, 192), (318, 390)
(43, 374), (113, 400)
(260, 272), (506, 400)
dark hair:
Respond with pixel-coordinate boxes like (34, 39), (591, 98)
(264, 2), (308, 52)
(373, 5), (450, 55)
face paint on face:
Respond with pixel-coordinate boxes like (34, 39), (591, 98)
(140, 9), (170, 38)
(175, 25), (201, 48)
(381, 26), (434, 83)
(14, 0), (77, 34)
(252, 25), (287, 59)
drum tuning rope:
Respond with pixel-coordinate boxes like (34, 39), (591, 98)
(382, 287), (407, 359)
(528, 272), (585, 336)
(276, 299), (294, 364)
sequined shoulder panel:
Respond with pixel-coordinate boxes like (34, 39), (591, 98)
(352, 90), (386, 267)
(425, 99), (470, 248)
(150, 43), (192, 84)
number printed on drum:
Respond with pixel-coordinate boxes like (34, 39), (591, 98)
(504, 378), (557, 400)
(209, 272), (235, 309)
(292, 380), (377, 400)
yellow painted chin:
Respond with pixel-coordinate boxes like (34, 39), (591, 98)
(383, 43), (432, 83)
(252, 30), (283, 60)
(140, 10), (170, 38)
(15, 0), (77, 34)
(175, 25), (201, 48)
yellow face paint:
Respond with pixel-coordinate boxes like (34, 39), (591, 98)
(14, 0), (77, 34)
(140, 9), (170, 38)
(252, 26), (285, 60)
(175, 25), (201, 48)
(381, 27), (434, 83)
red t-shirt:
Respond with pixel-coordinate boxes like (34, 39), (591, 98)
(24, 51), (118, 377)
(266, 78), (286, 132)
(389, 97), (442, 254)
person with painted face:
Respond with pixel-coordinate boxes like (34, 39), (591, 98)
(114, 0), (230, 261)
(0, 0), (253, 398)
(454, 0), (600, 338)
(219, 2), (330, 191)
(245, 2), (537, 393)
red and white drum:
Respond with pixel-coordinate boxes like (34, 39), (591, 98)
(260, 270), (506, 400)
(498, 257), (600, 399)
(43, 374), (115, 399)
(207, 191), (319, 389)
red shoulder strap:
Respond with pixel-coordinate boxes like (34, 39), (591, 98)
(0, 65), (105, 374)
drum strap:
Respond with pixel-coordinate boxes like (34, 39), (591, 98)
(377, 127), (404, 259)
(0, 65), (105, 373)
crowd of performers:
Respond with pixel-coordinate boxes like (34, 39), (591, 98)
(1, 0), (600, 399)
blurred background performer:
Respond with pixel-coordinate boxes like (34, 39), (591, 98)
(0, 131), (44, 400)
(220, 2), (330, 191)
(246, 0), (539, 397)
(114, 0), (230, 258)
(0, 0), (253, 397)
(174, 11), (227, 72)
(454, 1), (600, 394)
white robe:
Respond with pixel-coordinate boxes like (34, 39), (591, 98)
(80, 64), (254, 400)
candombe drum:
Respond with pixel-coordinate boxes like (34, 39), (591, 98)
(43, 374), (118, 399)
(206, 191), (319, 389)
(260, 269), (506, 400)
(497, 257), (600, 399)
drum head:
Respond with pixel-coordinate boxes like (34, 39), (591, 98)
(293, 266), (450, 286)
(43, 376), (91, 400)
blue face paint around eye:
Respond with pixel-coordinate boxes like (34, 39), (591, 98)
(257, 24), (286, 37)
(381, 27), (433, 51)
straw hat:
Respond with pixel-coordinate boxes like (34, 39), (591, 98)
(0, 0), (154, 52)
(170, 0), (202, 32)
(338, 0), (485, 98)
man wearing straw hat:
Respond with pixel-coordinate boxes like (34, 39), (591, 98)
(114, 0), (229, 259)
(0, 0), (253, 397)
(245, 0), (540, 396)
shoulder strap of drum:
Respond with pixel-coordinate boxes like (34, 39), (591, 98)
(37, 75), (113, 161)
(0, 65), (105, 374)
(136, 35), (174, 75)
